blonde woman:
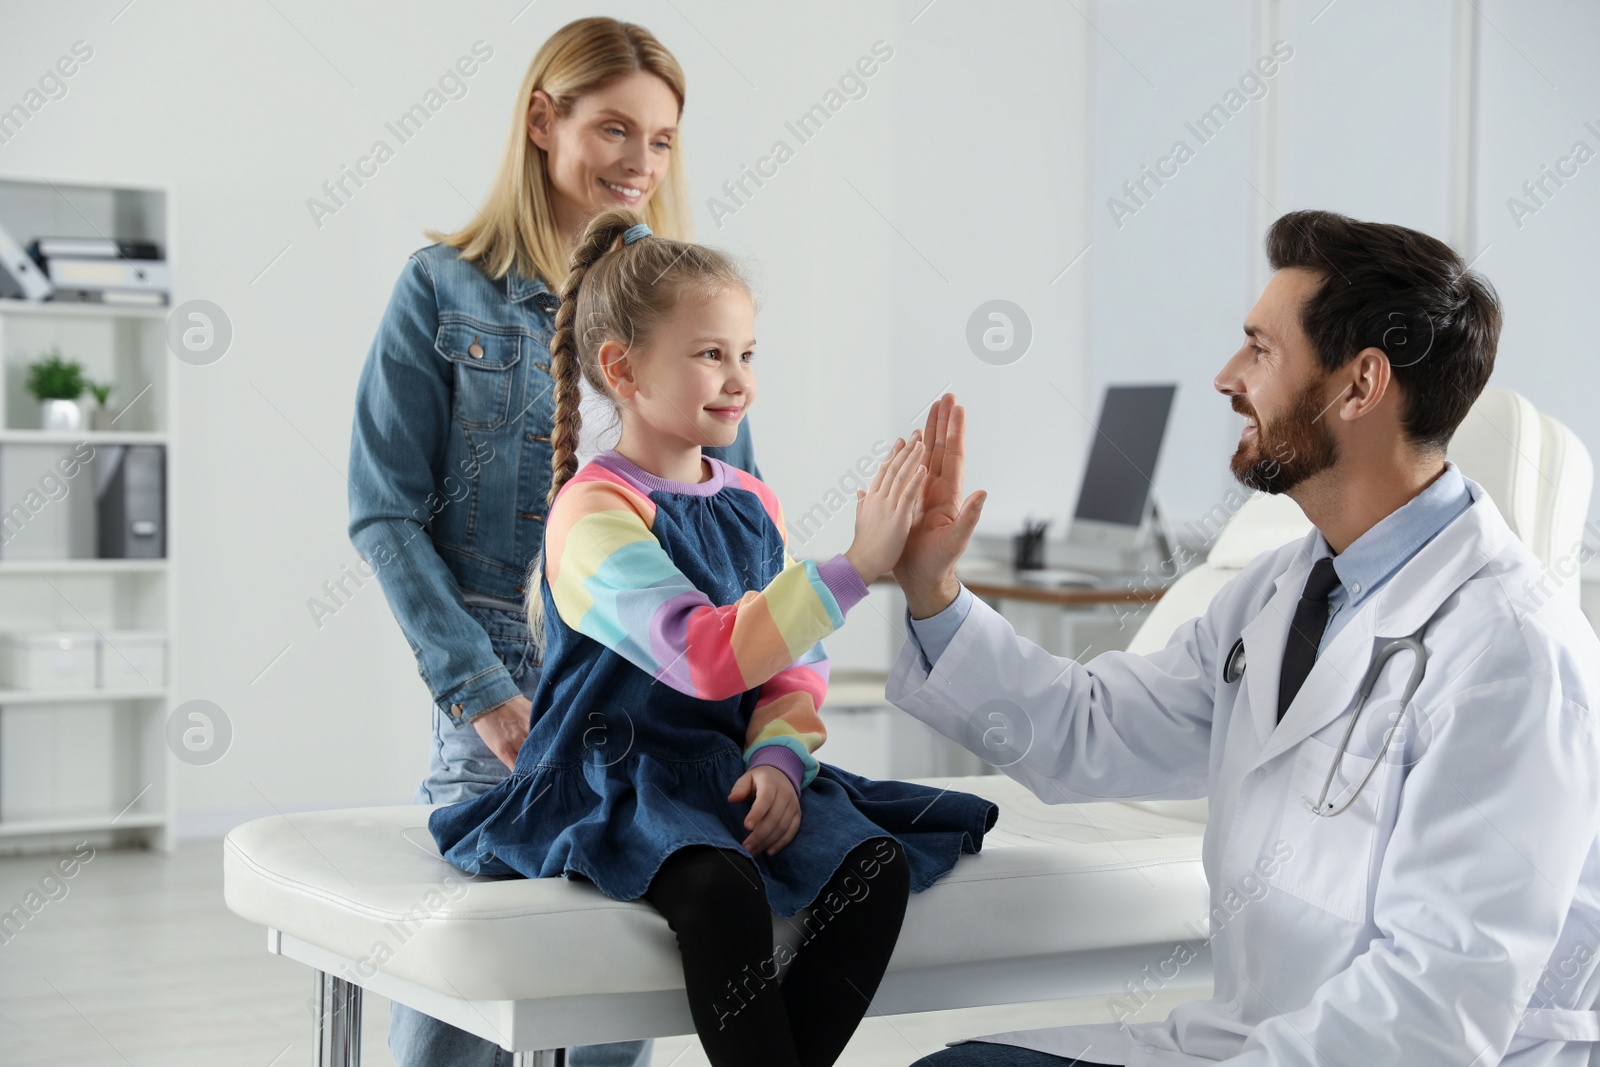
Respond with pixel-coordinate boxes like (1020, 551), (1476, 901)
(347, 17), (757, 1067)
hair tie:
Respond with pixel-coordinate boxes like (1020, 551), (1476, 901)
(622, 222), (652, 245)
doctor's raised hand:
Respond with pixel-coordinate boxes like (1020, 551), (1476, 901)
(892, 393), (988, 619)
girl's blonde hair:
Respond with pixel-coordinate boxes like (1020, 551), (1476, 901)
(425, 17), (693, 289)
(525, 207), (750, 645)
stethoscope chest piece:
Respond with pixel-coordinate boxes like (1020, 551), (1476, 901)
(1224, 637), (1247, 685)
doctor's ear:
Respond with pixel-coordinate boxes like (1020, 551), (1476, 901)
(1335, 347), (1392, 422)
(598, 339), (639, 399)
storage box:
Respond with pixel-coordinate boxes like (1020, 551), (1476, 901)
(97, 630), (166, 689)
(0, 631), (98, 690)
(0, 703), (118, 820)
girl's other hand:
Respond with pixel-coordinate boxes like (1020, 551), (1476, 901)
(728, 764), (801, 856)
(844, 437), (927, 584)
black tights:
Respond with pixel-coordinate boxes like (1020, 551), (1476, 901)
(643, 837), (911, 1067)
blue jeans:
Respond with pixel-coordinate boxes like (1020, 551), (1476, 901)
(912, 1044), (1118, 1066)
(388, 603), (651, 1067)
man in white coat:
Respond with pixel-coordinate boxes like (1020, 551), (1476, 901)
(895, 210), (1600, 1067)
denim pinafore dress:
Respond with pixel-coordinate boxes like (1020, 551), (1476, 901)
(428, 452), (998, 918)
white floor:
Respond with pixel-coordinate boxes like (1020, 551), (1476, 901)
(0, 839), (1207, 1066)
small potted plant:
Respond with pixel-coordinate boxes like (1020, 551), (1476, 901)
(87, 380), (117, 431)
(25, 346), (87, 432)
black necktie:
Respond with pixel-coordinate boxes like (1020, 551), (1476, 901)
(1278, 557), (1341, 722)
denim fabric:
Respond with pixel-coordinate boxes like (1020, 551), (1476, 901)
(410, 603), (535, 806)
(390, 603), (650, 1067)
(353, 244), (755, 1067)
(348, 243), (758, 726)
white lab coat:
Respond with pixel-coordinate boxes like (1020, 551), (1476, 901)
(888, 478), (1600, 1066)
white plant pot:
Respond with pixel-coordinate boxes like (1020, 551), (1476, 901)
(40, 399), (83, 432)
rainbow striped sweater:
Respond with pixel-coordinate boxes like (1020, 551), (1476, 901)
(541, 449), (869, 791)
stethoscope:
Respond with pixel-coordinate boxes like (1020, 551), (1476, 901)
(1223, 622), (1430, 818)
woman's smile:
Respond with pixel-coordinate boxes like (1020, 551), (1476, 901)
(600, 176), (644, 203)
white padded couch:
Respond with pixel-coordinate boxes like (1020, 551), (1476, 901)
(226, 782), (1212, 1065)
(222, 387), (1590, 1065)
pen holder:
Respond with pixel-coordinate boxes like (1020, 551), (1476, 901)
(1013, 529), (1047, 571)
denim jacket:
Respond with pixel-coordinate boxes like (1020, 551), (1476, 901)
(347, 243), (758, 726)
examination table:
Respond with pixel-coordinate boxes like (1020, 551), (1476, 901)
(224, 779), (1211, 1065)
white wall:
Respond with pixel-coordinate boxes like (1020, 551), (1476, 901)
(1078, 0), (1600, 543)
(1, 0), (1596, 833)
(1086, 0), (1264, 529)
(1470, 0), (1600, 486)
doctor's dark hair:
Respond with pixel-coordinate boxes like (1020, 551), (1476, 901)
(523, 207), (750, 645)
(1265, 209), (1502, 452)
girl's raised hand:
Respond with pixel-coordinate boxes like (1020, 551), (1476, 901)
(844, 437), (928, 584)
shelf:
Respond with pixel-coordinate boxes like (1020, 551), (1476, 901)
(0, 298), (167, 320)
(0, 686), (167, 704)
(0, 558), (165, 573)
(0, 173), (176, 855)
(0, 812), (165, 838)
(0, 429), (167, 444)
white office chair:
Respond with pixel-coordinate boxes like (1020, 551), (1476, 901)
(1121, 386), (1593, 824)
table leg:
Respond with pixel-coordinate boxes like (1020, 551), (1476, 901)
(312, 969), (362, 1066)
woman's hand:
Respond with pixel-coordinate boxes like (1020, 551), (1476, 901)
(470, 694), (532, 770)
(844, 437), (928, 585)
(728, 764), (801, 856)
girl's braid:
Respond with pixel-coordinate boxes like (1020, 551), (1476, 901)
(546, 209), (640, 506)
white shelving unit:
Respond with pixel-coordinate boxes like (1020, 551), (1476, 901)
(0, 176), (175, 855)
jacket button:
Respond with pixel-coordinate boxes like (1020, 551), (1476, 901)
(469, 337), (484, 358)
(450, 702), (464, 717)
(513, 585), (524, 593)
(1255, 767), (1266, 779)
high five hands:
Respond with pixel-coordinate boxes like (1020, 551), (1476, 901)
(844, 393), (986, 609)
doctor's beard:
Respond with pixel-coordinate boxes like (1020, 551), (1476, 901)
(1229, 375), (1339, 494)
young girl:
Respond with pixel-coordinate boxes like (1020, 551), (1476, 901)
(429, 208), (998, 1067)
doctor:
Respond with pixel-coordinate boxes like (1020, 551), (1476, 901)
(894, 210), (1600, 1067)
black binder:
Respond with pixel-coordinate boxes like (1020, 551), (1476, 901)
(95, 445), (165, 558)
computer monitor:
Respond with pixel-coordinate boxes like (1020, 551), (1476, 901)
(1068, 383), (1178, 550)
